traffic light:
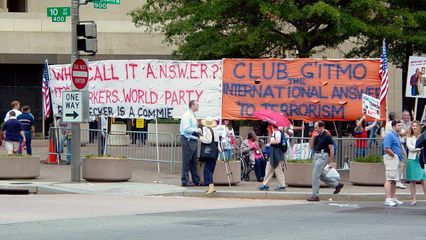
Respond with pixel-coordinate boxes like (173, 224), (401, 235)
(76, 21), (97, 54)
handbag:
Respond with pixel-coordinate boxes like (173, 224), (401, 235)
(200, 128), (219, 161)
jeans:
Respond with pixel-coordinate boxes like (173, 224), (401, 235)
(254, 158), (266, 181)
(18, 131), (32, 155)
(312, 152), (339, 196)
(368, 126), (378, 147)
(60, 136), (71, 162)
(355, 148), (366, 158)
(203, 157), (218, 185)
(219, 149), (233, 161)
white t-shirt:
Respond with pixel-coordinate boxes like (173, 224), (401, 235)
(4, 109), (22, 122)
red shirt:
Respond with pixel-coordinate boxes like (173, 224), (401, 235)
(355, 129), (368, 148)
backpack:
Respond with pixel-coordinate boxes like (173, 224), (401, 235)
(279, 130), (288, 153)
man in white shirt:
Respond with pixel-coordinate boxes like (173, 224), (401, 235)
(179, 100), (202, 186)
(4, 100), (22, 122)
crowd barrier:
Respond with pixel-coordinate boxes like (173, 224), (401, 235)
(48, 127), (383, 172)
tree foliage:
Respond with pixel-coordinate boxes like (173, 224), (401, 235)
(346, 0), (426, 68)
(130, 0), (383, 59)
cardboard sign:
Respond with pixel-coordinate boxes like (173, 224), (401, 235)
(362, 94), (381, 119)
(405, 56), (426, 98)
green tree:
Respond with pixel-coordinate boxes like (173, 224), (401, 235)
(129, 0), (381, 59)
(346, 0), (426, 68)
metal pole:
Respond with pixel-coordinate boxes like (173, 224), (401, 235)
(71, 0), (81, 182)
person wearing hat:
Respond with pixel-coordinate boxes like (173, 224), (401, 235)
(199, 117), (220, 194)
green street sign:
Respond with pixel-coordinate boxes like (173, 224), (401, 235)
(52, 16), (66, 22)
(94, 2), (108, 9)
(47, 7), (71, 17)
(92, 0), (120, 4)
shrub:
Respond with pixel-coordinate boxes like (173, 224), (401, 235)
(352, 155), (382, 163)
(287, 159), (313, 164)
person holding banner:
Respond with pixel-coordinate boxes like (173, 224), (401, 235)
(353, 115), (377, 158)
(179, 100), (202, 187)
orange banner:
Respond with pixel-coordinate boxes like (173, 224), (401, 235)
(222, 58), (386, 121)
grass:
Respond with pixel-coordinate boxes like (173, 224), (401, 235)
(352, 155), (382, 163)
(287, 159), (313, 164)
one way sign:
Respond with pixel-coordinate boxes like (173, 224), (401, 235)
(62, 91), (84, 122)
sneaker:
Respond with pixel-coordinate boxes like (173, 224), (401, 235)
(385, 199), (397, 207)
(274, 186), (286, 191)
(206, 188), (216, 195)
(392, 198), (404, 205)
(306, 195), (320, 202)
(333, 183), (344, 194)
(258, 185), (269, 191)
(396, 182), (407, 189)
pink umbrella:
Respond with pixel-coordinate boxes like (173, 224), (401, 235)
(252, 109), (291, 127)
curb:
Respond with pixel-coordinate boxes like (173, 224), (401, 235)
(159, 190), (421, 202)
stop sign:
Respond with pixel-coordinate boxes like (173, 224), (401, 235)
(71, 58), (89, 90)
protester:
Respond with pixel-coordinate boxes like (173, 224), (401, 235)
(383, 120), (404, 207)
(17, 105), (34, 155)
(383, 112), (407, 189)
(2, 111), (25, 156)
(220, 119), (237, 160)
(405, 121), (426, 206)
(258, 124), (286, 191)
(306, 121), (343, 202)
(241, 131), (266, 182)
(57, 116), (71, 164)
(4, 100), (22, 122)
(199, 117), (220, 194)
(179, 100), (202, 187)
(353, 115), (377, 158)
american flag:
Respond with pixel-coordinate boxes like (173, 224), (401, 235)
(379, 38), (389, 104)
(42, 59), (51, 119)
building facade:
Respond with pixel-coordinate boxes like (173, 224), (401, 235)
(0, 0), (402, 133)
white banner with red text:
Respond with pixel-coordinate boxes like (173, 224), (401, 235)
(49, 60), (222, 119)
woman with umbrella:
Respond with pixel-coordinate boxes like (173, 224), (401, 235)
(258, 124), (287, 191)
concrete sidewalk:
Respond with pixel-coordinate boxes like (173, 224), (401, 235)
(0, 143), (424, 202)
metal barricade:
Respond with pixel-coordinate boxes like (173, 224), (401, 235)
(48, 127), (176, 172)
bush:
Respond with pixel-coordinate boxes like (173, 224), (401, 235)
(287, 159), (313, 164)
(352, 155), (382, 163)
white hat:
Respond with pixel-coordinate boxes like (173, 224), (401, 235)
(201, 117), (217, 128)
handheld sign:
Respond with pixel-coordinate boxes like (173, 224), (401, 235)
(362, 94), (381, 119)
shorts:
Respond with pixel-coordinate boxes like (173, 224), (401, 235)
(5, 141), (19, 154)
(383, 154), (400, 181)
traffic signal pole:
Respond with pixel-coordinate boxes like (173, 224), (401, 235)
(71, 0), (81, 182)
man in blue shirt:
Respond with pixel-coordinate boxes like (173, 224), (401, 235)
(17, 105), (34, 155)
(180, 100), (202, 186)
(383, 120), (404, 207)
(2, 111), (26, 155)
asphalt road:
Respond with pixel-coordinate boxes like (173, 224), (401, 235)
(1, 194), (425, 240)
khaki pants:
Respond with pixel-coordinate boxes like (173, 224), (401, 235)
(262, 161), (286, 187)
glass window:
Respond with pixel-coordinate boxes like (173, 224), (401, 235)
(7, 0), (27, 12)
